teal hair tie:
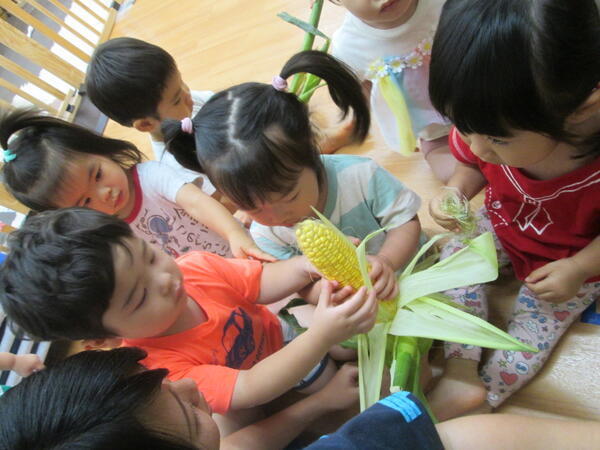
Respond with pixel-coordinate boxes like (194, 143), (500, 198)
(2, 149), (16, 163)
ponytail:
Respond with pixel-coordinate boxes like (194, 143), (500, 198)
(161, 118), (204, 172)
(158, 50), (370, 210)
(280, 50), (370, 143)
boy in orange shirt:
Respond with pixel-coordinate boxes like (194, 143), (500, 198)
(0, 208), (376, 417)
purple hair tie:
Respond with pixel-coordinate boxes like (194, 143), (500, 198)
(271, 75), (288, 92)
(181, 117), (193, 134)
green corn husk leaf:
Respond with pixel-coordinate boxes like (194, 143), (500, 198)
(398, 232), (498, 307)
(358, 323), (390, 411)
(439, 188), (477, 236)
(390, 296), (537, 352)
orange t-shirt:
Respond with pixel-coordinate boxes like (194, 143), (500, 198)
(123, 252), (284, 414)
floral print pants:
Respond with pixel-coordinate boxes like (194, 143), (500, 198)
(441, 209), (600, 407)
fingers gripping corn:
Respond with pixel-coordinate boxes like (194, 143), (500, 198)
(296, 219), (397, 322)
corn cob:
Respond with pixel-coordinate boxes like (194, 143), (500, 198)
(296, 219), (397, 322)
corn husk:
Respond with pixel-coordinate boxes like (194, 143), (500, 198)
(307, 208), (537, 413)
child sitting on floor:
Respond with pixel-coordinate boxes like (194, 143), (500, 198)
(0, 109), (272, 260)
(0, 208), (376, 419)
(329, 0), (456, 182)
(162, 50), (424, 303)
(86, 37), (213, 170)
(426, 0), (600, 420)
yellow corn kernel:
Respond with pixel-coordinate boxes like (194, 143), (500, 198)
(296, 219), (364, 290)
(296, 218), (397, 323)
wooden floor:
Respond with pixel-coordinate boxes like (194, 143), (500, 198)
(9, 0), (600, 422)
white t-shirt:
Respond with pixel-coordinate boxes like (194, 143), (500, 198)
(151, 90), (214, 169)
(124, 161), (233, 258)
(331, 0), (449, 148)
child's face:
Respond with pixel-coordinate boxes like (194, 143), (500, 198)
(464, 130), (559, 168)
(156, 68), (194, 122)
(339, 0), (418, 29)
(244, 168), (323, 227)
(55, 155), (134, 217)
(143, 378), (220, 449)
(102, 237), (188, 339)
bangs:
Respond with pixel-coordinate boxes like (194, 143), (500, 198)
(430, 1), (556, 137)
(205, 125), (322, 210)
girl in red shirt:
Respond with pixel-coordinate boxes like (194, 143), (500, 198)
(426, 0), (600, 420)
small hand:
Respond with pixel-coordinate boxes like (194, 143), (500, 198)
(429, 189), (463, 232)
(12, 353), (44, 377)
(525, 258), (588, 303)
(229, 231), (277, 262)
(312, 281), (378, 346)
(367, 254), (399, 300)
(314, 363), (359, 411)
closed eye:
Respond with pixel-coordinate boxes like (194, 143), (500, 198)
(133, 288), (147, 311)
(95, 166), (103, 181)
(486, 136), (509, 146)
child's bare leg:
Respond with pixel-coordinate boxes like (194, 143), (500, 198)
(427, 358), (487, 422)
(318, 121), (355, 154)
(421, 136), (456, 183)
(328, 344), (357, 361)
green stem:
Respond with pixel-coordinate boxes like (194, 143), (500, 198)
(290, 0), (324, 93)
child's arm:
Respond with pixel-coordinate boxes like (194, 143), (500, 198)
(230, 281), (377, 410)
(222, 363), (359, 450)
(256, 255), (321, 304)
(0, 352), (44, 377)
(525, 235), (600, 303)
(429, 162), (487, 231)
(175, 183), (276, 261)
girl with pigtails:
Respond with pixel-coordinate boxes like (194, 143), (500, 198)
(163, 50), (425, 304)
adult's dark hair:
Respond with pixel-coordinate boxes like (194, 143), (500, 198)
(0, 207), (134, 340)
(429, 0), (600, 157)
(162, 50), (370, 210)
(86, 37), (178, 126)
(0, 347), (197, 450)
(0, 108), (143, 211)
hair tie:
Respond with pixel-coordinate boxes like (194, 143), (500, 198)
(2, 149), (16, 163)
(271, 75), (288, 92)
(181, 117), (193, 134)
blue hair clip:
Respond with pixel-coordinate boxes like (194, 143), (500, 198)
(2, 149), (16, 163)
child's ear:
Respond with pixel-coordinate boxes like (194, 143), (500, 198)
(567, 88), (600, 124)
(132, 117), (160, 133)
(82, 337), (123, 350)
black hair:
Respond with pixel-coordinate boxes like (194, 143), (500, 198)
(86, 37), (178, 126)
(0, 108), (143, 211)
(429, 0), (600, 157)
(0, 207), (134, 341)
(0, 347), (197, 450)
(162, 50), (370, 210)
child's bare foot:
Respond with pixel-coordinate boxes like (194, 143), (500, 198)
(427, 358), (487, 421)
(319, 121), (355, 154)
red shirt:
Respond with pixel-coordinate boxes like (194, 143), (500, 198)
(124, 252), (283, 414)
(449, 127), (600, 281)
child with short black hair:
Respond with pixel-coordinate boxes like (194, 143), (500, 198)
(163, 50), (424, 302)
(86, 37), (213, 169)
(0, 108), (272, 260)
(426, 0), (600, 420)
(0, 207), (377, 416)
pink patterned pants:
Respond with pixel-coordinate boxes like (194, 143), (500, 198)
(441, 209), (600, 407)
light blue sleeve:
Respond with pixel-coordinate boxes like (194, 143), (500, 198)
(249, 223), (300, 260)
(367, 165), (421, 229)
